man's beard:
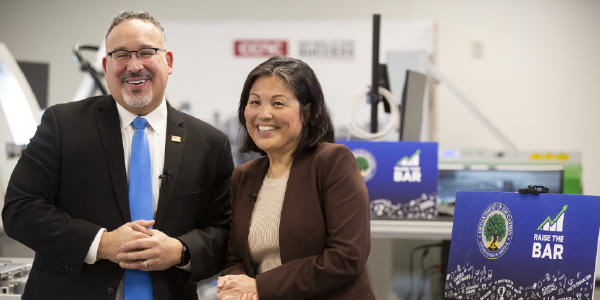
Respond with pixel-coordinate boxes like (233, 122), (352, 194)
(122, 87), (152, 108)
(121, 70), (153, 107)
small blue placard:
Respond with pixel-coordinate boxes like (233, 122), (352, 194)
(336, 141), (438, 219)
(445, 191), (600, 300)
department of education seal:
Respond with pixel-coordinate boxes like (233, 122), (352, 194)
(478, 202), (513, 259)
(351, 148), (376, 182)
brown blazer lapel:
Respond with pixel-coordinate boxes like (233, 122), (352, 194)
(278, 152), (323, 263)
(95, 97), (130, 223)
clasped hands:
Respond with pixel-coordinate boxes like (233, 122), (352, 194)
(98, 219), (183, 271)
(216, 275), (258, 300)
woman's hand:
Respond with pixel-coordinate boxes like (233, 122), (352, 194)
(218, 293), (257, 300)
(217, 275), (259, 300)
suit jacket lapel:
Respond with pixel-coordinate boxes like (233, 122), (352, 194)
(96, 96), (130, 223)
(154, 102), (187, 229)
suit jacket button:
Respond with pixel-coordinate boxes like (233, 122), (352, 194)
(107, 287), (115, 295)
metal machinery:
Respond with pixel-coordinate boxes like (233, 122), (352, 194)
(438, 149), (581, 207)
(72, 42), (108, 100)
(0, 258), (32, 299)
(0, 42), (41, 298)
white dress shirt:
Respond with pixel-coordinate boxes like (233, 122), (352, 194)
(83, 98), (189, 299)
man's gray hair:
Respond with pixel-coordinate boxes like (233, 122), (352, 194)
(106, 10), (167, 48)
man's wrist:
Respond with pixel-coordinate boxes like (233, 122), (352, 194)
(175, 238), (190, 267)
(97, 231), (106, 260)
(97, 230), (110, 260)
(85, 228), (106, 264)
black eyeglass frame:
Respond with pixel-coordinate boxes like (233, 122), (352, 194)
(106, 48), (166, 60)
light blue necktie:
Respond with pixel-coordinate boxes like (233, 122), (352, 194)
(124, 117), (153, 300)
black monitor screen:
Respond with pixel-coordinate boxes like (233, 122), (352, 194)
(399, 70), (427, 141)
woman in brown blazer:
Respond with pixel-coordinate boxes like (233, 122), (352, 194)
(217, 56), (375, 300)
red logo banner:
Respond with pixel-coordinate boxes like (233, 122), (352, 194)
(234, 40), (287, 57)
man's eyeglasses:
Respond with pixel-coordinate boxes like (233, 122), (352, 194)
(107, 48), (165, 62)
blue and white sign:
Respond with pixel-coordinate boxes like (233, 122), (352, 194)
(336, 141), (438, 220)
(445, 191), (600, 300)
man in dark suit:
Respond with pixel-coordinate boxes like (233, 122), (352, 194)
(2, 11), (233, 299)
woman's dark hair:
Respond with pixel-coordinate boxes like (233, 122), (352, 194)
(238, 55), (334, 157)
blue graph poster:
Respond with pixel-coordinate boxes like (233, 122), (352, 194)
(336, 141), (438, 220)
(445, 191), (600, 300)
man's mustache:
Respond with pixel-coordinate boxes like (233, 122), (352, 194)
(120, 70), (153, 83)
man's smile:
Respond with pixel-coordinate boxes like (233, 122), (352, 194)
(127, 79), (147, 85)
(121, 70), (153, 87)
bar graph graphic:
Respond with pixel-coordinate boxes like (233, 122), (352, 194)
(397, 149), (420, 166)
(537, 205), (567, 232)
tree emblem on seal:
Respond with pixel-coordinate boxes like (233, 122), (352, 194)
(356, 157), (369, 177)
(484, 214), (507, 252)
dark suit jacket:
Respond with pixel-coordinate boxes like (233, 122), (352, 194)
(2, 95), (234, 300)
(223, 143), (375, 300)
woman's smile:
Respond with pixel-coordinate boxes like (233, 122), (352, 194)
(257, 125), (278, 133)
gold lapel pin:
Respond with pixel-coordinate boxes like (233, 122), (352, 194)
(171, 135), (181, 143)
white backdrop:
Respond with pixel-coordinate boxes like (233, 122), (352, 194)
(163, 20), (435, 132)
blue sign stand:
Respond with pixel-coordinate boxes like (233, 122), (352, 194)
(336, 141), (438, 219)
(445, 191), (600, 300)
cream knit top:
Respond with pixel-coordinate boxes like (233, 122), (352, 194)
(248, 171), (290, 274)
